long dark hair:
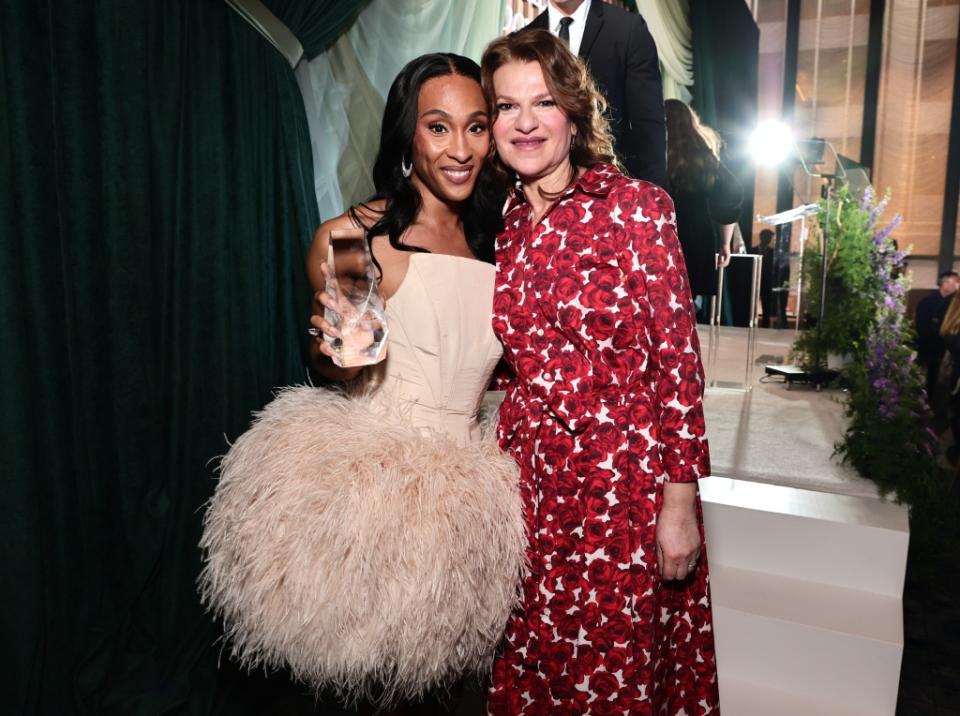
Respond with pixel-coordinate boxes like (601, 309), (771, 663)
(665, 98), (722, 193)
(349, 53), (505, 264)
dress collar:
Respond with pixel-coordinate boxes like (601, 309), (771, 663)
(506, 162), (620, 214)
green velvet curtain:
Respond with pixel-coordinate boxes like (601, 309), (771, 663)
(1, 1), (322, 712)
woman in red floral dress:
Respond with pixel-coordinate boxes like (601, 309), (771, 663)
(480, 30), (719, 715)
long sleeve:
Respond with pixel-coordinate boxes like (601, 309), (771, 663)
(621, 15), (667, 187)
(619, 184), (710, 482)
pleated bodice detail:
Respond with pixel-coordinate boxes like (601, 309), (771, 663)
(365, 253), (502, 445)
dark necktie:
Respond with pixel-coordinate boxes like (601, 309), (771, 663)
(558, 17), (573, 47)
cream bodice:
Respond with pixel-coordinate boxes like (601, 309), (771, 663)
(364, 253), (503, 445)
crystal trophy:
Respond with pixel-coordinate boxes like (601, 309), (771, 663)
(324, 229), (388, 367)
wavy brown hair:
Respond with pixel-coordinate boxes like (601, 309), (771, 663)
(665, 98), (722, 193)
(480, 29), (617, 189)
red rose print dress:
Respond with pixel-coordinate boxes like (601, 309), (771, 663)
(488, 164), (719, 715)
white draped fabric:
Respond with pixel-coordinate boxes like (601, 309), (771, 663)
(295, 0), (501, 220)
(224, 0), (304, 68)
(637, 0), (693, 102)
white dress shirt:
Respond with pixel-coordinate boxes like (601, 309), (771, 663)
(546, 0), (592, 57)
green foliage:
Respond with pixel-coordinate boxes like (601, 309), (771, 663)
(793, 185), (879, 368)
(791, 184), (949, 509)
(834, 350), (939, 503)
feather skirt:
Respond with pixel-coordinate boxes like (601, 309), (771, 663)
(198, 386), (525, 705)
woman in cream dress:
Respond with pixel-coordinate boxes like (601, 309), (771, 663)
(199, 54), (525, 709)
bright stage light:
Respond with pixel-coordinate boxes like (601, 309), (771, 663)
(749, 121), (795, 166)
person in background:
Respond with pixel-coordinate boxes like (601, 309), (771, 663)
(665, 98), (742, 323)
(755, 228), (775, 328)
(525, 0), (666, 186)
(917, 270), (960, 401)
(939, 288), (960, 464)
(482, 29), (718, 714)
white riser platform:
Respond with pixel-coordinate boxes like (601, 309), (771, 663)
(712, 566), (902, 715)
(702, 477), (909, 596)
(700, 476), (909, 716)
(719, 677), (885, 716)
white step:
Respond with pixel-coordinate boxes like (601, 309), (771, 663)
(711, 564), (903, 715)
(718, 677), (886, 716)
(701, 476), (909, 596)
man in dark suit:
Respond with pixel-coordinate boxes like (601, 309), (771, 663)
(526, 0), (667, 187)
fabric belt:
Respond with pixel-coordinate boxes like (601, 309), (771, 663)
(503, 380), (645, 439)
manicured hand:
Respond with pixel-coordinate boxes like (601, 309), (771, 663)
(656, 482), (702, 581)
(309, 262), (343, 359)
(309, 261), (387, 363)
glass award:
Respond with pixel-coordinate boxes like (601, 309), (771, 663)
(324, 229), (388, 368)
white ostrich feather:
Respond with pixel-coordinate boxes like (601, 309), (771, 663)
(198, 385), (525, 706)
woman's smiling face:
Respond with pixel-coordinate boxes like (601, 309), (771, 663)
(491, 60), (575, 187)
(409, 74), (490, 205)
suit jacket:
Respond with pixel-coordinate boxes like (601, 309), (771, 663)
(528, 2), (667, 187)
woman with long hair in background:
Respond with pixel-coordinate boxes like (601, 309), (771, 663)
(665, 98), (743, 322)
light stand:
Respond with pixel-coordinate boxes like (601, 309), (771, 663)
(771, 222), (791, 328)
(757, 136), (847, 390)
(811, 179), (837, 379)
(778, 177), (841, 387)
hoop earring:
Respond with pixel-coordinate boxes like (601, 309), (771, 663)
(401, 156), (413, 178)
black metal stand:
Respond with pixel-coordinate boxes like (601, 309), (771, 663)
(771, 223), (790, 328)
(811, 180), (840, 381)
(765, 179), (839, 390)
(765, 363), (839, 390)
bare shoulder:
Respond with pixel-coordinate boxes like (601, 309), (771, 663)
(353, 199), (386, 227)
(310, 201), (386, 249)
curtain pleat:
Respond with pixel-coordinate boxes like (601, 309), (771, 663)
(638, 0), (694, 101)
(1, 1), (319, 712)
(262, 0), (374, 59)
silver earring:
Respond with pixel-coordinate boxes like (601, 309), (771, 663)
(401, 156), (413, 178)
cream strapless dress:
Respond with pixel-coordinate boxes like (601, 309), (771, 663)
(199, 253), (524, 706)
(366, 253), (505, 443)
